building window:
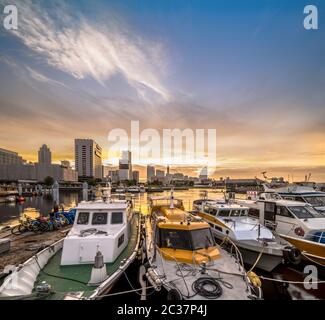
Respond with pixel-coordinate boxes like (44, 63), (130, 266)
(77, 212), (90, 225)
(92, 212), (108, 225)
(118, 234), (125, 247)
(111, 212), (123, 224)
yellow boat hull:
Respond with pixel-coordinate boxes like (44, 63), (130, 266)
(280, 234), (325, 266)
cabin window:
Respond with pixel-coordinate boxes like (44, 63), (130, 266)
(191, 228), (215, 250)
(92, 212), (108, 225)
(203, 205), (210, 214)
(230, 209), (241, 217)
(276, 206), (293, 218)
(77, 212), (89, 225)
(218, 209), (230, 217)
(118, 234), (125, 247)
(288, 206), (322, 219)
(159, 229), (192, 250)
(210, 208), (218, 216)
(240, 209), (248, 216)
(304, 196), (325, 206)
(265, 203), (275, 212)
(111, 212), (123, 224)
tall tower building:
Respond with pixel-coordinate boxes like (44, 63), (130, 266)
(118, 151), (132, 181)
(38, 144), (52, 165)
(75, 139), (102, 180)
(147, 165), (155, 183)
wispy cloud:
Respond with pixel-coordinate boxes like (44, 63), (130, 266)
(0, 55), (69, 89)
(3, 0), (170, 103)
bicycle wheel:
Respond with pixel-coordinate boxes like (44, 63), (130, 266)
(11, 225), (21, 235)
(31, 222), (41, 233)
(40, 221), (49, 232)
(18, 224), (28, 234)
(53, 220), (63, 230)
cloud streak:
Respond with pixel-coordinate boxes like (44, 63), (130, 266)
(4, 0), (169, 103)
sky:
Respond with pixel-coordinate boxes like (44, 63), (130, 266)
(0, 0), (324, 181)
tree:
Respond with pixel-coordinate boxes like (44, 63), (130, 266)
(44, 176), (54, 186)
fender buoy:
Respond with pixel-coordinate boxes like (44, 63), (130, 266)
(284, 246), (302, 265)
(167, 288), (182, 300)
(294, 227), (305, 237)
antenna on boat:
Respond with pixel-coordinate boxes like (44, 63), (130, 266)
(170, 187), (175, 209)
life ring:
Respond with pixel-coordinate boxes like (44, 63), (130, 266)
(294, 227), (305, 237)
(167, 288), (182, 300)
(283, 246), (302, 265)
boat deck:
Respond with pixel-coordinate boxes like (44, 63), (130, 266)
(35, 214), (140, 299)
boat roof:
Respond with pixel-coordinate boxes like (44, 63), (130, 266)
(279, 191), (325, 196)
(204, 201), (249, 210)
(75, 200), (128, 210)
(158, 220), (210, 230)
(262, 199), (309, 207)
(149, 196), (183, 201)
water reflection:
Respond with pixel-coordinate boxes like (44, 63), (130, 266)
(0, 191), (80, 227)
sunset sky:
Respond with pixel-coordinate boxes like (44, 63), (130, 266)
(0, 0), (324, 181)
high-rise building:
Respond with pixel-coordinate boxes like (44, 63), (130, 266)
(147, 165), (155, 183)
(132, 171), (140, 183)
(118, 151), (132, 181)
(38, 144), (52, 165)
(0, 148), (24, 165)
(75, 139), (102, 180)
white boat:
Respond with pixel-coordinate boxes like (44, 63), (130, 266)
(127, 186), (140, 193)
(115, 187), (125, 193)
(0, 187), (142, 300)
(263, 184), (325, 215)
(5, 196), (16, 203)
(239, 192), (325, 266)
(144, 191), (262, 300)
(192, 198), (299, 272)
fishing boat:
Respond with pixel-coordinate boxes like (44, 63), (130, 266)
(0, 187), (142, 300)
(127, 186), (140, 193)
(143, 190), (262, 300)
(5, 196), (16, 203)
(239, 192), (325, 266)
(192, 197), (299, 272)
(115, 186), (126, 193)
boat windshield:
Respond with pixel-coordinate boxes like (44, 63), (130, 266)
(191, 228), (215, 250)
(303, 196), (325, 207)
(288, 206), (324, 219)
(159, 228), (215, 250)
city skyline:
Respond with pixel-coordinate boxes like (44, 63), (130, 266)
(0, 1), (324, 181)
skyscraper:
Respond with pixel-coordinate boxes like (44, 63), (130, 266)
(147, 165), (155, 183)
(118, 151), (132, 181)
(75, 139), (102, 180)
(38, 144), (51, 165)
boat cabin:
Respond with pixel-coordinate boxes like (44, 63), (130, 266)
(149, 196), (220, 264)
(240, 193), (325, 244)
(61, 199), (132, 265)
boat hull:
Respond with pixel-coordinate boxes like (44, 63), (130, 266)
(279, 234), (325, 266)
(212, 230), (283, 272)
